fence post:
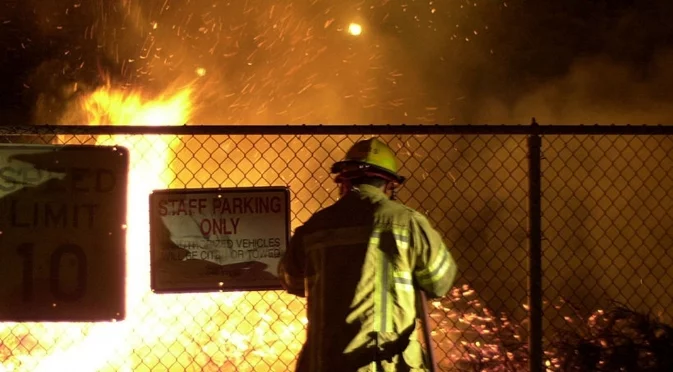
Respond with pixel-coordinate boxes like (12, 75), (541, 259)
(528, 118), (543, 372)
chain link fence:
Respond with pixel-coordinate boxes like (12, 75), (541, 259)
(541, 134), (673, 369)
(0, 125), (672, 371)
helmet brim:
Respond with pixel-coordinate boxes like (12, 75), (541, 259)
(331, 160), (406, 184)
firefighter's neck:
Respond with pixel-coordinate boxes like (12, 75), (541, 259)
(340, 182), (388, 198)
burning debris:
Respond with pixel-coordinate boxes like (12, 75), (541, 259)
(429, 286), (673, 371)
(430, 284), (529, 371)
(547, 300), (673, 371)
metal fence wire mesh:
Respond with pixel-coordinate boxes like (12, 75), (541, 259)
(0, 127), (671, 372)
(541, 135), (673, 339)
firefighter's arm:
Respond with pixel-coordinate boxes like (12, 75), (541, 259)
(410, 212), (457, 298)
(277, 226), (307, 297)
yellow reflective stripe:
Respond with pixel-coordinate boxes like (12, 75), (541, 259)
(392, 227), (409, 250)
(380, 253), (393, 332)
(372, 228), (394, 333)
(394, 272), (414, 292)
(369, 234), (381, 248)
(417, 246), (452, 286)
(394, 270), (412, 280)
(371, 227), (384, 332)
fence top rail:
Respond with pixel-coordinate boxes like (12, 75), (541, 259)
(1, 124), (672, 136)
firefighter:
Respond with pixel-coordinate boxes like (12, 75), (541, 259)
(278, 137), (457, 372)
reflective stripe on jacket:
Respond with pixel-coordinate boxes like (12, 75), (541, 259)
(279, 184), (457, 372)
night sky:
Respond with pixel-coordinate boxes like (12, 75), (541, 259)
(1, 0), (672, 125)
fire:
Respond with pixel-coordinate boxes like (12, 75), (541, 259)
(0, 86), (305, 371)
(83, 86), (192, 126)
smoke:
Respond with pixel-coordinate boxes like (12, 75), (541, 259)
(2, 0), (481, 124)
(480, 49), (673, 125)
(468, 0), (673, 124)
(2, 0), (673, 124)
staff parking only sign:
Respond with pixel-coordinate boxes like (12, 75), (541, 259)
(149, 187), (290, 293)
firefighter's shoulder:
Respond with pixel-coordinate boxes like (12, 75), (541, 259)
(298, 202), (343, 229)
(382, 198), (419, 218)
(398, 204), (436, 228)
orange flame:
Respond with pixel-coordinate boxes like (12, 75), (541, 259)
(0, 86), (305, 371)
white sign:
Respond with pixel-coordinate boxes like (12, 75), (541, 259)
(0, 144), (128, 322)
(149, 187), (290, 292)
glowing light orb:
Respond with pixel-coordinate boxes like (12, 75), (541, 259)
(347, 23), (362, 36)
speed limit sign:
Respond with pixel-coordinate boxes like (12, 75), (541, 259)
(0, 144), (128, 322)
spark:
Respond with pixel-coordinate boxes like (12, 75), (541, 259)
(347, 22), (362, 36)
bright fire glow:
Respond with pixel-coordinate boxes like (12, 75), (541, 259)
(347, 22), (362, 36)
(0, 85), (306, 371)
(83, 87), (192, 126)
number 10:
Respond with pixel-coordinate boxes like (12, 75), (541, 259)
(16, 243), (87, 302)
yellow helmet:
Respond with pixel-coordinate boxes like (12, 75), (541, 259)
(330, 137), (405, 183)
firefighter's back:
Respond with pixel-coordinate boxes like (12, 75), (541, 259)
(297, 185), (426, 371)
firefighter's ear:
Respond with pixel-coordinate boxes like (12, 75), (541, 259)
(385, 182), (398, 200)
